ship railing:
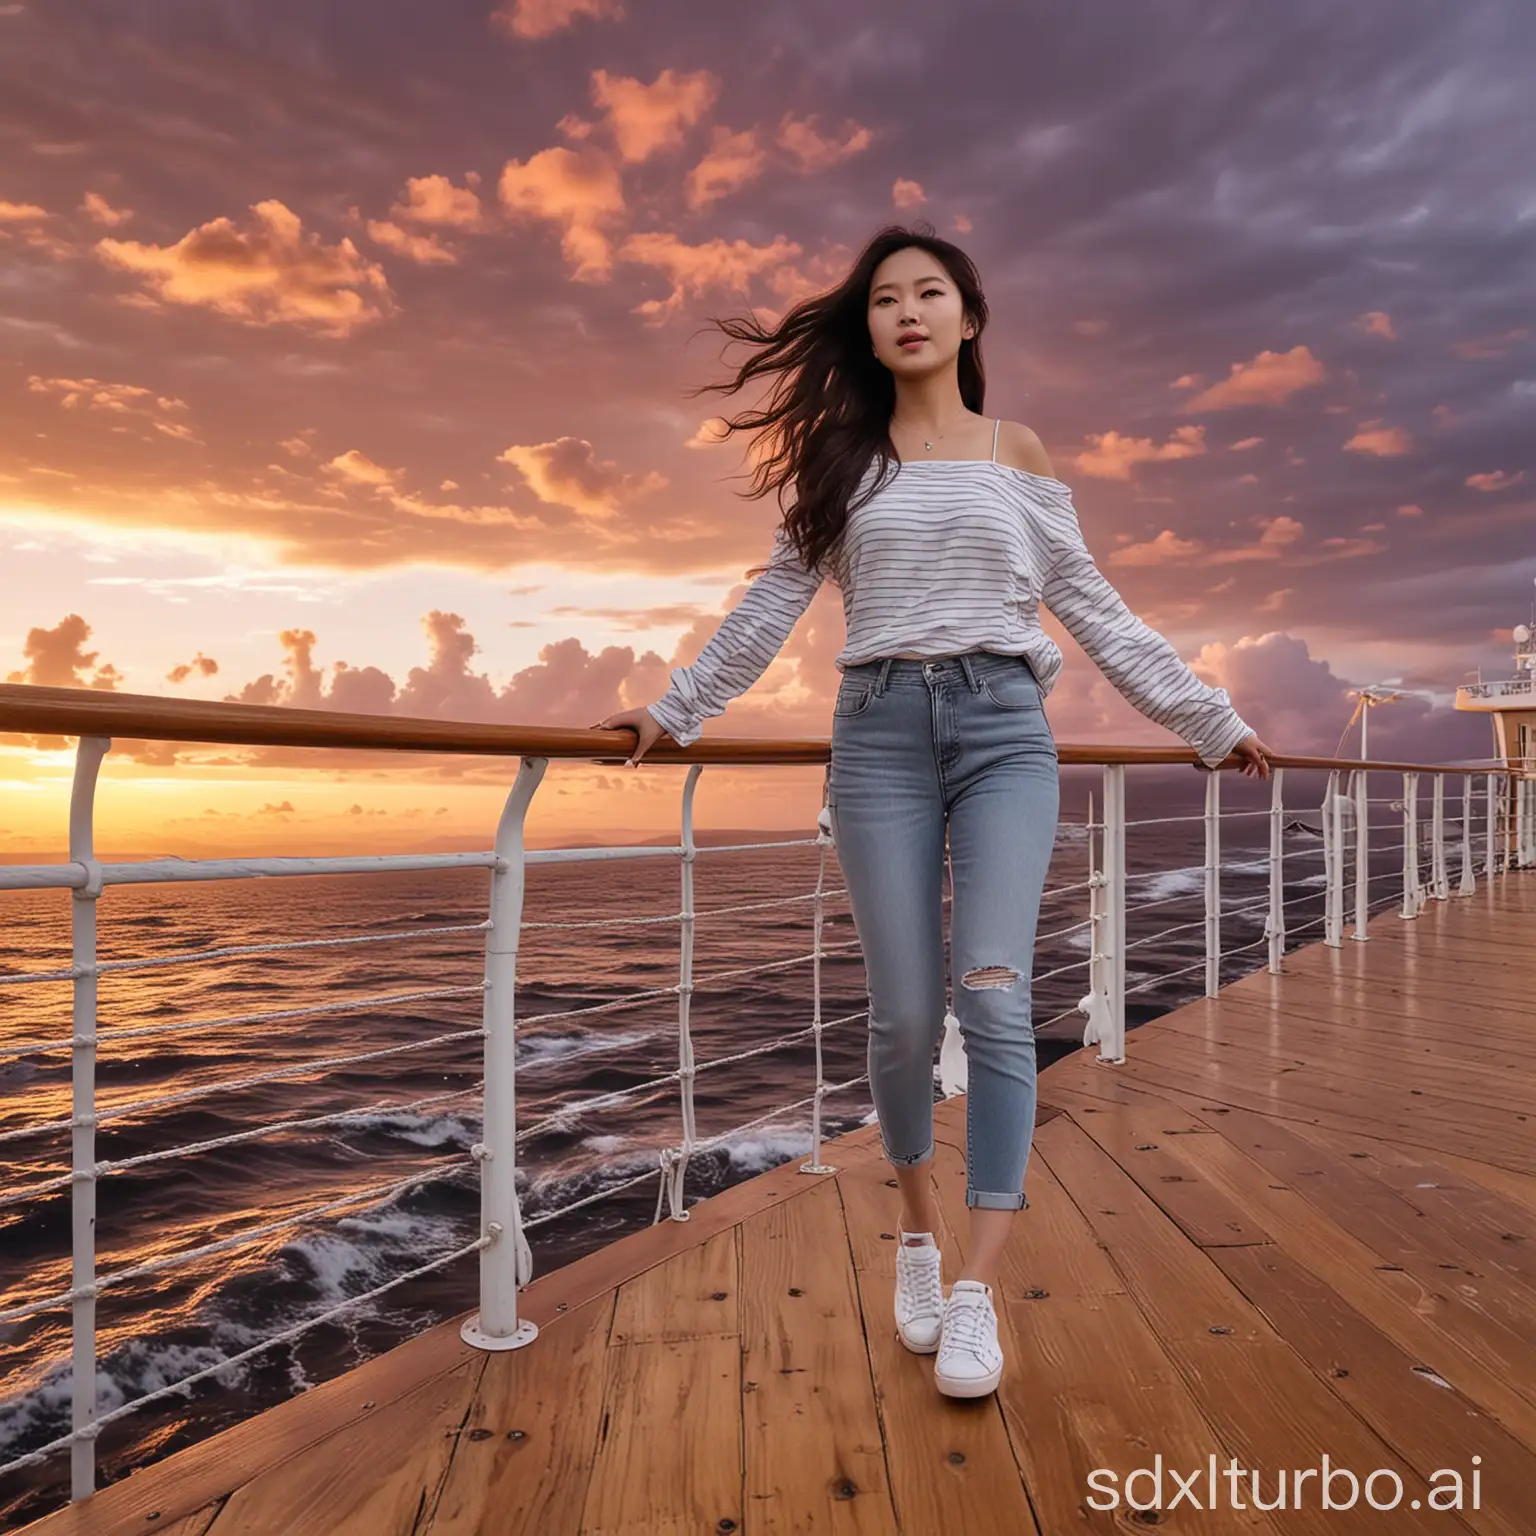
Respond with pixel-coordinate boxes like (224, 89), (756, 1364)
(0, 683), (1527, 1508)
(1456, 678), (1535, 702)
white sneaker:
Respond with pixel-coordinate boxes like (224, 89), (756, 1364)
(893, 1231), (945, 1354)
(935, 1279), (1004, 1397)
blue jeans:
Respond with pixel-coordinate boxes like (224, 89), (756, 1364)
(826, 651), (1060, 1210)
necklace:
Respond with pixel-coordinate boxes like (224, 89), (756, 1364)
(894, 413), (969, 454)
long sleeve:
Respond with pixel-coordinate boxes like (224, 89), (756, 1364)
(1040, 499), (1253, 770)
(646, 526), (825, 747)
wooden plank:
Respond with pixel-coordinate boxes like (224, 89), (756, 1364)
(739, 1177), (896, 1533)
(1053, 1069), (1536, 1402)
(1038, 1082), (1271, 1247)
(836, 1152), (1039, 1536)
(206, 1362), (482, 1535)
(579, 1334), (742, 1536)
(20, 1134), (882, 1536)
(1152, 1119), (1536, 1448)
(1228, 968), (1536, 1034)
(1036, 1114), (1453, 1535)
(1164, 1105), (1536, 1389)
(1211, 1244), (1536, 1536)
(158, 1508), (224, 1536)
(1116, 1035), (1536, 1174)
(609, 1226), (738, 1344)
(1292, 1122), (1536, 1288)
(1134, 1031), (1534, 1145)
(21, 1316), (485, 1536)
(964, 1132), (1277, 1533)
(1152, 995), (1524, 1076)
(1415, 1147), (1536, 1219)
(426, 1293), (614, 1536)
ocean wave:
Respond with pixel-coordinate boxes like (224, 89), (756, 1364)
(519, 1026), (655, 1069)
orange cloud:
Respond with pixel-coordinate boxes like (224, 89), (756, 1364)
(776, 114), (873, 171)
(686, 127), (767, 209)
(1107, 529), (1203, 567)
(81, 191), (132, 227)
(684, 417), (731, 449)
(1451, 328), (1527, 360)
(1072, 424), (1206, 480)
(1305, 536), (1385, 561)
(28, 372), (196, 441)
(497, 435), (665, 518)
(391, 173), (483, 228)
(590, 68), (718, 163)
(952, 214), (973, 234)
(1109, 513), (1304, 568)
(324, 449), (397, 487)
(1184, 346), (1326, 410)
(1465, 469), (1525, 492)
(0, 200), (48, 222)
(94, 200), (391, 336)
(1343, 420), (1414, 456)
(892, 178), (925, 209)
(498, 147), (625, 280)
(6, 613), (121, 689)
(1169, 373), (1201, 390)
(1206, 515), (1304, 563)
(1353, 310), (1395, 339)
(618, 231), (803, 318)
(1395, 503), (1424, 516)
(1229, 436), (1263, 451)
(365, 219), (458, 264)
(492, 0), (623, 39)
(167, 653), (219, 684)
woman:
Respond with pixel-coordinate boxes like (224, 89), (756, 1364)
(594, 223), (1272, 1400)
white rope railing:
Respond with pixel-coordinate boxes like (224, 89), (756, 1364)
(0, 731), (1521, 1513)
(0, 983), (486, 1063)
(0, 921), (492, 989)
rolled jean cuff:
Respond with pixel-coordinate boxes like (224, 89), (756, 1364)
(967, 1189), (1029, 1211)
(883, 1139), (934, 1169)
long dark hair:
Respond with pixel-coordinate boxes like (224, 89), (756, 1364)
(693, 222), (989, 578)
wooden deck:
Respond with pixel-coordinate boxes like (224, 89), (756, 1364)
(25, 872), (1535, 1535)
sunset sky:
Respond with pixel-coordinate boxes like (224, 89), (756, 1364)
(2, 0), (1533, 854)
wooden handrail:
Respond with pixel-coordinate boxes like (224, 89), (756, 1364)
(0, 683), (1508, 776)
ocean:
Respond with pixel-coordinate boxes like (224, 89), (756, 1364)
(0, 764), (1372, 1524)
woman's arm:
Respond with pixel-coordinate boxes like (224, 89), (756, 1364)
(646, 526), (825, 747)
(995, 422), (1258, 771)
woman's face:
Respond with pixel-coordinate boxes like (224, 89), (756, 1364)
(867, 246), (974, 377)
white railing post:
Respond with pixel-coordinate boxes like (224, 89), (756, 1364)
(659, 765), (705, 1218)
(1400, 772), (1420, 919)
(1079, 771), (1126, 1065)
(1204, 770), (1221, 996)
(1521, 777), (1534, 867)
(803, 777), (836, 1174)
(461, 756), (544, 1353)
(1104, 767), (1127, 1062)
(1352, 768), (1370, 941)
(1458, 774), (1475, 895)
(1267, 767), (1285, 974)
(1484, 772), (1498, 877)
(68, 735), (110, 1500)
(1431, 774), (1448, 899)
(1323, 769), (1343, 947)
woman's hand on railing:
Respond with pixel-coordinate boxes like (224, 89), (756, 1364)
(1228, 732), (1274, 779)
(591, 706), (674, 767)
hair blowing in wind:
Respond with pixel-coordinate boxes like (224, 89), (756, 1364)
(692, 223), (990, 579)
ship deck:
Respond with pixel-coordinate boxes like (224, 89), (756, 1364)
(23, 872), (1535, 1535)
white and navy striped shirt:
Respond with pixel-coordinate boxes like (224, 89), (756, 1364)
(648, 433), (1252, 769)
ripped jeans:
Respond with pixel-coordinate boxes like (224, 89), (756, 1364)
(826, 651), (1059, 1210)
